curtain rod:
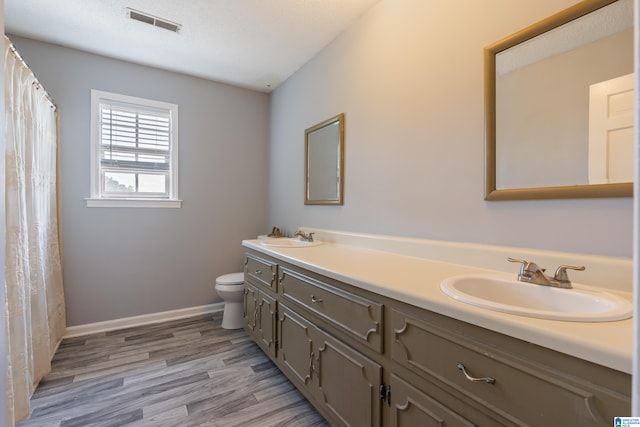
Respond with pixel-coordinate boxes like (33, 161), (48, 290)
(6, 39), (57, 110)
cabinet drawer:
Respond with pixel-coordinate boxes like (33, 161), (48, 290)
(244, 253), (277, 292)
(280, 267), (383, 353)
(390, 374), (474, 427)
(391, 309), (629, 426)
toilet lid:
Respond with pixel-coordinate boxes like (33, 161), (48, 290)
(216, 272), (244, 285)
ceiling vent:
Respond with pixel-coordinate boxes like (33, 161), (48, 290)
(126, 8), (181, 33)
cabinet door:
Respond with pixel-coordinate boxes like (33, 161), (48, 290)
(277, 304), (314, 388)
(313, 326), (382, 427)
(243, 283), (258, 333)
(390, 375), (475, 427)
(256, 291), (277, 357)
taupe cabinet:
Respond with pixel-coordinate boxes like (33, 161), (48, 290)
(243, 254), (277, 357)
(243, 249), (631, 426)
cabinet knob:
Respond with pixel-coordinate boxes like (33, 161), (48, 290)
(254, 269), (262, 276)
(456, 362), (496, 385)
(311, 295), (323, 303)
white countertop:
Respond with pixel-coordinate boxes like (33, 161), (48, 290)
(243, 238), (633, 374)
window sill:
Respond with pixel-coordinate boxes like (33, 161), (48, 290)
(85, 198), (182, 208)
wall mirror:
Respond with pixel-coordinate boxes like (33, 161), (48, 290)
(485, 0), (634, 200)
(305, 113), (345, 205)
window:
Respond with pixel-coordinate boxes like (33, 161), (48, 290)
(87, 90), (181, 208)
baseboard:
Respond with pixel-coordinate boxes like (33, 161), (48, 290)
(63, 303), (225, 338)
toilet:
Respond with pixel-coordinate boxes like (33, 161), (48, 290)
(215, 272), (245, 329)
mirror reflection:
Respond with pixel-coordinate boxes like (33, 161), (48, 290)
(486, 0), (634, 200)
(305, 113), (344, 205)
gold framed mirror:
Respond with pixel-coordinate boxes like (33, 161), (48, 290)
(305, 113), (345, 205)
(485, 0), (633, 200)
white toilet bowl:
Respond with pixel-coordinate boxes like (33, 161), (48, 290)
(215, 272), (245, 329)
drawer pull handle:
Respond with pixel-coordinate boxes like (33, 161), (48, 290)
(254, 269), (262, 276)
(311, 295), (323, 303)
(456, 362), (496, 385)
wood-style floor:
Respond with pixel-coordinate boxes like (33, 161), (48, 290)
(18, 312), (329, 427)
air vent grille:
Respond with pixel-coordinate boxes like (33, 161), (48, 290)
(127, 8), (181, 33)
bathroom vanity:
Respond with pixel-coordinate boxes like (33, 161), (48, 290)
(242, 230), (632, 426)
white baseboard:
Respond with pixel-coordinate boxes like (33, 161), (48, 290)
(64, 303), (225, 338)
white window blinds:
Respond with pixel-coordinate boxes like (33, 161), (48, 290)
(89, 90), (180, 207)
(100, 103), (171, 174)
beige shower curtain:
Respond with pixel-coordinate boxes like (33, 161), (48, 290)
(4, 37), (65, 426)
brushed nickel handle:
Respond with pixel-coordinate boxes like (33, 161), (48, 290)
(456, 362), (496, 385)
(554, 264), (585, 281)
(251, 306), (259, 330)
(311, 295), (323, 303)
(254, 269), (262, 276)
(308, 351), (315, 381)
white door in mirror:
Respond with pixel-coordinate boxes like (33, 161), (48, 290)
(589, 73), (634, 184)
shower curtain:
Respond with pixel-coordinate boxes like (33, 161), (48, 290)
(4, 37), (65, 426)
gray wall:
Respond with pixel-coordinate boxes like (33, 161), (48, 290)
(269, 0), (633, 258)
(8, 0), (633, 327)
(9, 36), (270, 326)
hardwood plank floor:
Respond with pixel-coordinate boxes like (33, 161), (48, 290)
(18, 312), (329, 427)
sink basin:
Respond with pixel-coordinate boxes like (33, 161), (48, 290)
(259, 238), (322, 248)
(440, 274), (632, 322)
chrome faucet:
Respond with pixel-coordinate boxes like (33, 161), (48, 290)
(294, 230), (315, 242)
(507, 257), (585, 289)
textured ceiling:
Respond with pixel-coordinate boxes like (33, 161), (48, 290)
(5, 0), (381, 92)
